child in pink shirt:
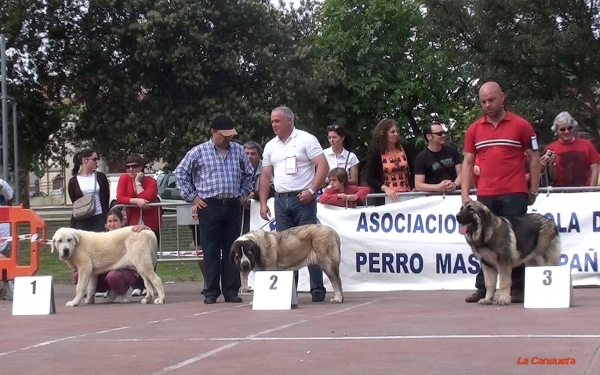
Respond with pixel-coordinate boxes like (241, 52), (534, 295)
(320, 168), (371, 208)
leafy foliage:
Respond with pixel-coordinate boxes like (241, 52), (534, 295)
(424, 0), (600, 145)
(58, 0), (338, 169)
(320, 0), (469, 156)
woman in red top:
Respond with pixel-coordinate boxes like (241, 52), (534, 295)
(116, 153), (161, 295)
(116, 154), (161, 231)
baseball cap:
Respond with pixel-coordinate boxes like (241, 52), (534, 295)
(210, 115), (237, 137)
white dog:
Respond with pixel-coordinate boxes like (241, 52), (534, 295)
(51, 227), (166, 306)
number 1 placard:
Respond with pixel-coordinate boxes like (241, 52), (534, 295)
(252, 271), (298, 310)
(524, 266), (573, 309)
(12, 276), (56, 316)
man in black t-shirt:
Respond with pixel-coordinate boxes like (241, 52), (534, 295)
(414, 123), (462, 192)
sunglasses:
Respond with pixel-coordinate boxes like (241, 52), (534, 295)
(558, 126), (574, 133)
(125, 164), (140, 170)
(327, 124), (341, 131)
(430, 131), (447, 136)
(87, 157), (98, 161)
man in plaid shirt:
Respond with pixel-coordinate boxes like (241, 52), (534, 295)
(175, 115), (254, 304)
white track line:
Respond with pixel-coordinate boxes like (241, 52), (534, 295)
(90, 333), (600, 344)
(152, 300), (378, 374)
(0, 326), (129, 358)
(583, 341), (600, 375)
(209, 334), (600, 341)
(151, 342), (240, 375)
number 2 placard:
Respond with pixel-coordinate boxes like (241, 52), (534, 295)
(12, 276), (56, 316)
(252, 271), (298, 310)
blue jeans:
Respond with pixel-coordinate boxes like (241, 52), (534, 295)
(274, 195), (325, 296)
(197, 199), (242, 299)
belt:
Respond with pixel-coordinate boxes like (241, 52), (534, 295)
(205, 197), (240, 203)
(275, 190), (303, 198)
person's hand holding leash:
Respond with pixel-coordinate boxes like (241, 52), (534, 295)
(259, 203), (271, 221)
(461, 195), (472, 205)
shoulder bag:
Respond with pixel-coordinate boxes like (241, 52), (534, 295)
(72, 172), (97, 219)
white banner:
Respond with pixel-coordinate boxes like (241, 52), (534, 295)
(250, 193), (600, 292)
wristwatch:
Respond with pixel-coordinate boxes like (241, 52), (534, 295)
(136, 182), (142, 187)
(529, 190), (538, 196)
(307, 188), (316, 195)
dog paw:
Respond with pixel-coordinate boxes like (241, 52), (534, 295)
(65, 300), (79, 307)
(330, 296), (343, 303)
(153, 298), (165, 305)
(85, 297), (95, 304)
(477, 298), (493, 305)
(493, 296), (511, 306)
(140, 298), (149, 304)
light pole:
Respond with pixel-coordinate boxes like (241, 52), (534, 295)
(1, 34), (9, 183)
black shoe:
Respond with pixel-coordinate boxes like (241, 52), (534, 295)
(465, 289), (486, 303)
(311, 292), (325, 302)
(204, 296), (217, 304)
(224, 296), (242, 303)
(511, 293), (524, 304)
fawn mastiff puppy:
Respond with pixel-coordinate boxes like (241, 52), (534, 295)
(51, 227), (165, 306)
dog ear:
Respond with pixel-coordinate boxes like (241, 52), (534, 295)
(50, 238), (57, 253)
(72, 231), (80, 246)
(250, 241), (261, 264)
(229, 242), (240, 264)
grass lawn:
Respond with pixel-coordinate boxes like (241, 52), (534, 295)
(8, 214), (204, 284)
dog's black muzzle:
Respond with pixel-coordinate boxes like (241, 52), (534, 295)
(240, 261), (252, 272)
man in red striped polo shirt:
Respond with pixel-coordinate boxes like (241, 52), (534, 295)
(460, 81), (542, 304)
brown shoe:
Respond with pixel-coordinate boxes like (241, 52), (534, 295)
(465, 289), (486, 303)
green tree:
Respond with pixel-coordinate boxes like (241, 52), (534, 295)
(0, 0), (67, 206)
(59, 0), (337, 168)
(319, 0), (469, 155)
(424, 0), (600, 144)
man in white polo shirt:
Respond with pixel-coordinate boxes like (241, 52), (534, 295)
(259, 106), (329, 302)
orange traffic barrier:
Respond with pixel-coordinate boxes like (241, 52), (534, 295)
(0, 205), (47, 281)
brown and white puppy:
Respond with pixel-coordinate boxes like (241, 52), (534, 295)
(230, 224), (344, 303)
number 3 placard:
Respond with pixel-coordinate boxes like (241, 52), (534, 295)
(12, 276), (56, 315)
(252, 271), (298, 310)
(524, 266), (573, 309)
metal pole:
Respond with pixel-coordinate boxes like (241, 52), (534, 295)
(12, 101), (18, 205)
(1, 34), (9, 182)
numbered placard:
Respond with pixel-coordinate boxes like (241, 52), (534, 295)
(252, 271), (298, 310)
(12, 276), (56, 315)
(524, 266), (573, 309)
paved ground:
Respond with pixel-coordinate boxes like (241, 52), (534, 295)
(1, 283), (599, 375)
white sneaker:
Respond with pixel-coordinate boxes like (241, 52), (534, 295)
(121, 287), (133, 303)
(141, 289), (147, 296)
(95, 291), (108, 298)
(131, 288), (142, 296)
(105, 290), (118, 303)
